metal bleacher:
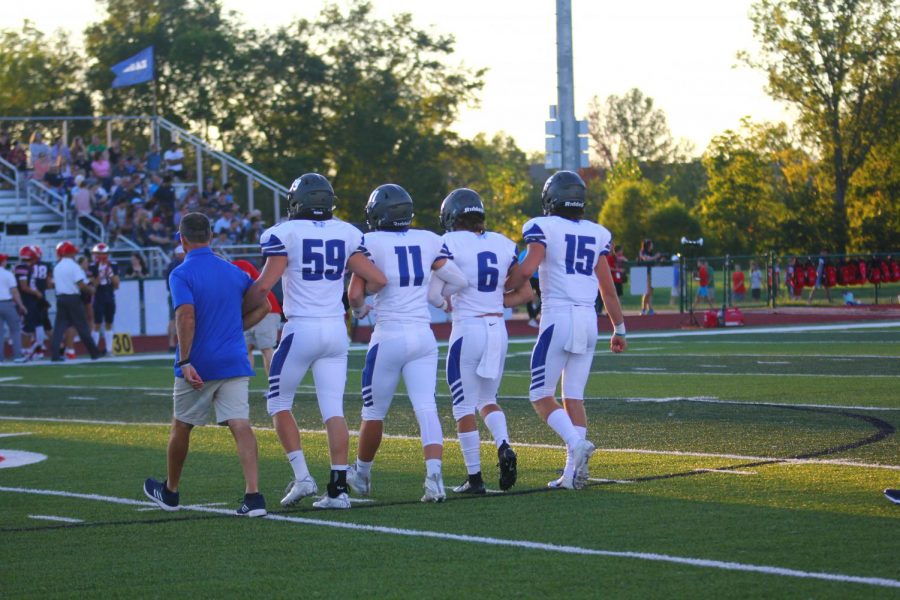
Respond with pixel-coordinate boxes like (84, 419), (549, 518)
(0, 115), (287, 271)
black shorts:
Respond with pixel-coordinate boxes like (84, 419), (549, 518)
(93, 296), (116, 325)
(23, 301), (51, 333)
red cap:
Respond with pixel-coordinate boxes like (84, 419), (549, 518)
(56, 240), (78, 257)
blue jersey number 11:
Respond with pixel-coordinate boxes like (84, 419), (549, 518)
(395, 246), (425, 287)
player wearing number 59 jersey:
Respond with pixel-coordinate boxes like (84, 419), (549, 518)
(437, 188), (533, 495)
(246, 173), (386, 510)
(347, 184), (467, 503)
(506, 170), (627, 490)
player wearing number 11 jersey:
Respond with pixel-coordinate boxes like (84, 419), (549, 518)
(506, 170), (628, 490)
(347, 183), (467, 503)
(246, 173), (386, 510)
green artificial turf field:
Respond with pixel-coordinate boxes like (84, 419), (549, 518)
(1, 323), (898, 598)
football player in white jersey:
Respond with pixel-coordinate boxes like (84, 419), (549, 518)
(346, 184), (467, 503)
(245, 173), (387, 510)
(506, 170), (627, 489)
(437, 188), (533, 494)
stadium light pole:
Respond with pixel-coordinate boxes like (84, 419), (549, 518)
(556, 0), (579, 171)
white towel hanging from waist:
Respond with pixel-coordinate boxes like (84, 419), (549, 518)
(564, 305), (594, 354)
(476, 316), (504, 379)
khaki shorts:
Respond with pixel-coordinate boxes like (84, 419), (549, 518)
(173, 376), (250, 426)
(244, 312), (281, 350)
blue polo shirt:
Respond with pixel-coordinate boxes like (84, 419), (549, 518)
(169, 246), (254, 380)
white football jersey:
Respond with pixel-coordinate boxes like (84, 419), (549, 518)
(260, 218), (367, 319)
(522, 215), (612, 309)
(366, 229), (451, 324)
(442, 230), (517, 320)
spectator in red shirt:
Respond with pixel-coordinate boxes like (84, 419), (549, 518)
(732, 263), (746, 302)
(233, 258), (283, 375)
(695, 259), (714, 308)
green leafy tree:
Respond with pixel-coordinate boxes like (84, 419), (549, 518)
(0, 22), (90, 118)
(645, 198), (703, 256)
(84, 0), (250, 136)
(598, 168), (665, 256)
(846, 133), (900, 252)
(587, 88), (691, 170)
(698, 122), (790, 254)
(307, 1), (485, 228)
(443, 133), (532, 241)
(744, 0), (899, 252)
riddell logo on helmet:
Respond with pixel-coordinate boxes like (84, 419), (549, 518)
(563, 201), (584, 207)
(462, 207), (483, 213)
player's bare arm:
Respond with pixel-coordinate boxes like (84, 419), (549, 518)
(347, 273), (366, 308)
(347, 252), (387, 294)
(595, 257), (627, 353)
(244, 255), (286, 316)
(505, 243), (544, 292)
(17, 277), (41, 299)
(502, 263), (534, 308)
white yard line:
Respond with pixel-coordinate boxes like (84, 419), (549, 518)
(1, 416), (898, 471)
(68, 396), (97, 401)
(0, 431), (31, 438)
(27, 514), (84, 523)
(693, 469), (757, 476)
(1, 485), (897, 590)
(0, 401), (21, 405)
(503, 369), (899, 379)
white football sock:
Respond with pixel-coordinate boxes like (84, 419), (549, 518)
(287, 450), (310, 481)
(356, 459), (373, 477)
(36, 328), (46, 345)
(425, 458), (442, 477)
(458, 430), (481, 475)
(483, 410), (510, 448)
(546, 408), (581, 448)
(104, 330), (114, 353)
(575, 425), (587, 440)
(90, 331), (100, 345)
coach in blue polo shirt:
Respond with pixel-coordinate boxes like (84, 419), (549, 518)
(144, 212), (271, 517)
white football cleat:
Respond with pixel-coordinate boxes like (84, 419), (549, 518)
(312, 492), (351, 509)
(346, 465), (371, 496)
(570, 439), (595, 490)
(280, 475), (318, 507)
(547, 474), (575, 489)
(421, 472), (446, 503)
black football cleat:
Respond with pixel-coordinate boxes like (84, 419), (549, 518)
(452, 472), (486, 494)
(497, 442), (517, 491)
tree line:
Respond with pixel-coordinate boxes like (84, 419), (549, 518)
(0, 0), (896, 255)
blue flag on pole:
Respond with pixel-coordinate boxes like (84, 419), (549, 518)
(111, 46), (154, 89)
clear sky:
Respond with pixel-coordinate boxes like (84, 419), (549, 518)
(1, 0), (794, 158)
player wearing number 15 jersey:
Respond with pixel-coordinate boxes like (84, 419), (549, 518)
(437, 188), (533, 494)
(506, 170), (627, 490)
(346, 184), (467, 503)
(246, 173), (386, 510)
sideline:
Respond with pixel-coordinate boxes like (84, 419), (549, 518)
(2, 321), (898, 367)
(1, 485), (898, 589)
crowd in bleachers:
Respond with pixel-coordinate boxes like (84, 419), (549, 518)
(0, 129), (265, 249)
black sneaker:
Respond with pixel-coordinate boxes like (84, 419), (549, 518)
(497, 442), (518, 491)
(91, 350), (108, 361)
(236, 492), (267, 517)
(143, 478), (180, 511)
(885, 489), (900, 505)
(451, 473), (486, 494)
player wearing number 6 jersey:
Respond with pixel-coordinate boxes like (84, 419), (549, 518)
(347, 183), (467, 503)
(246, 173), (386, 510)
(506, 170), (627, 489)
(437, 188), (533, 494)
